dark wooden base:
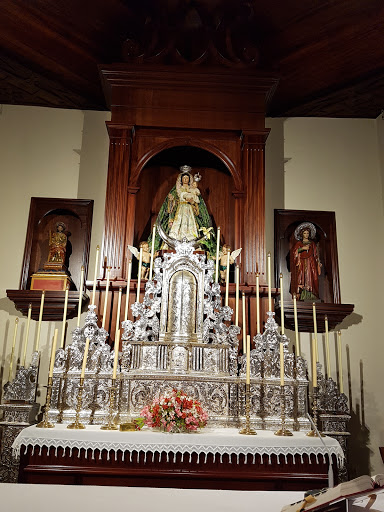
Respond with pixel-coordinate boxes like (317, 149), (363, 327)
(19, 446), (336, 491)
(275, 302), (354, 333)
(6, 290), (88, 321)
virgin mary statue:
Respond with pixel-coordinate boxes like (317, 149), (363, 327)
(148, 165), (216, 255)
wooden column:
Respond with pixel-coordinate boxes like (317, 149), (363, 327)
(233, 190), (246, 278)
(242, 131), (269, 286)
(102, 124), (133, 279)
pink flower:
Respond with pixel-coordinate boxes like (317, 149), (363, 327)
(137, 389), (208, 432)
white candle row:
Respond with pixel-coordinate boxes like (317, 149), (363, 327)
(9, 237), (346, 403)
(311, 303), (344, 393)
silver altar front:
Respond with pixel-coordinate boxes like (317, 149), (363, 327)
(1, 237), (351, 482)
(46, 239), (310, 430)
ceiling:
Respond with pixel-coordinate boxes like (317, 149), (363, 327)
(0, 0), (383, 118)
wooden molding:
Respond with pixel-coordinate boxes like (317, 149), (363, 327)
(275, 301), (354, 333)
(6, 290), (88, 321)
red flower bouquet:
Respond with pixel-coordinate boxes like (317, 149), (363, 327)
(137, 389), (209, 433)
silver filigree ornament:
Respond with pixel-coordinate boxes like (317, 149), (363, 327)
(47, 304), (116, 425)
(42, 235), (316, 435)
(3, 352), (40, 403)
(316, 363), (351, 481)
(236, 311), (310, 431)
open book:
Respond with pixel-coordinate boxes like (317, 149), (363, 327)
(281, 474), (384, 512)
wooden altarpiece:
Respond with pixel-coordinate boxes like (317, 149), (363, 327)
(6, 198), (93, 321)
(95, 63), (279, 343)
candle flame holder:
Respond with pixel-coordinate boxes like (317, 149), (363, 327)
(274, 385), (293, 436)
(57, 373), (67, 424)
(67, 377), (86, 430)
(239, 383), (256, 435)
(100, 378), (118, 430)
(306, 386), (324, 437)
(57, 355), (70, 423)
(36, 377), (55, 428)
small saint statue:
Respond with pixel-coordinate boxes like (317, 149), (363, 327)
(31, 220), (72, 290)
(44, 222), (68, 270)
(218, 245), (242, 283)
(290, 222), (322, 301)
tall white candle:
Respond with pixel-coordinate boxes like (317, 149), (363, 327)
(115, 287), (122, 339)
(256, 271), (260, 334)
(112, 330), (121, 380)
(280, 273), (285, 335)
(77, 266), (85, 328)
(293, 295), (300, 357)
(60, 288), (69, 349)
(34, 290), (45, 352)
(235, 265), (240, 327)
(124, 259), (132, 322)
(280, 342), (285, 386)
(338, 331), (344, 394)
(312, 303), (318, 362)
(22, 304), (32, 367)
(8, 318), (19, 382)
(215, 227), (221, 283)
(312, 337), (318, 388)
(246, 335), (251, 384)
(149, 225), (156, 280)
(225, 251), (230, 307)
(102, 267), (111, 330)
(91, 245), (100, 306)
(80, 338), (91, 379)
(267, 252), (272, 312)
(136, 247), (143, 302)
(48, 329), (58, 378)
(242, 292), (247, 356)
(325, 315), (331, 378)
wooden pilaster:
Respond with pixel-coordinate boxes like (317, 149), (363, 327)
(102, 124), (133, 279)
(242, 130), (270, 285)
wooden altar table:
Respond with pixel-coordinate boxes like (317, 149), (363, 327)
(13, 425), (343, 491)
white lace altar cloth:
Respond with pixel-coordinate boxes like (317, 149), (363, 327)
(13, 425), (344, 465)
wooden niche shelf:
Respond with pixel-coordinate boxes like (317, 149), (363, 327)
(6, 290), (88, 321)
(275, 302), (354, 333)
(7, 197), (93, 321)
(274, 209), (354, 333)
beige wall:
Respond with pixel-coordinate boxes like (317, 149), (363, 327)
(265, 118), (285, 261)
(284, 117), (384, 475)
(0, 106), (110, 402)
(0, 106), (383, 474)
(77, 111), (110, 272)
(376, 114), (384, 215)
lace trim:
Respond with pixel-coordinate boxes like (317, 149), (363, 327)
(12, 426), (344, 466)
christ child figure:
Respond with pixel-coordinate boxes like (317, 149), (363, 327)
(184, 180), (200, 204)
(140, 241), (151, 280)
(220, 244), (234, 283)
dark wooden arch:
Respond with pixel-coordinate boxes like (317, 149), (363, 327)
(132, 137), (243, 192)
(133, 147), (238, 256)
(96, 63), (278, 340)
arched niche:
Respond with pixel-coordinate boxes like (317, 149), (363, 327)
(133, 146), (237, 253)
(283, 220), (331, 304)
(34, 209), (81, 278)
(20, 200), (93, 291)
